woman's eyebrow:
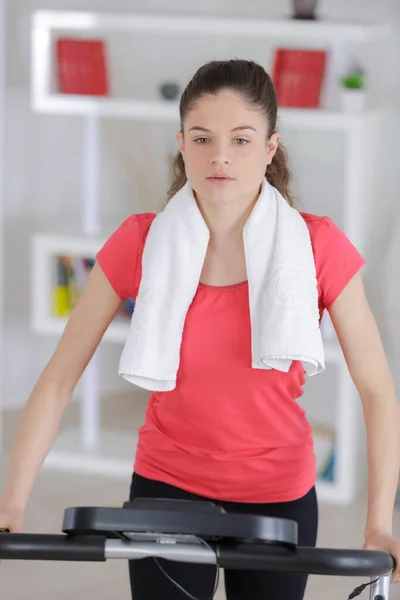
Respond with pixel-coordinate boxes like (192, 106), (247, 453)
(231, 125), (257, 132)
(188, 125), (257, 133)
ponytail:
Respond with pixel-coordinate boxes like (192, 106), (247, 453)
(265, 142), (295, 207)
(167, 152), (187, 201)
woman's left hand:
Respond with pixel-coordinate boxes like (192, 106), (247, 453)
(363, 531), (400, 583)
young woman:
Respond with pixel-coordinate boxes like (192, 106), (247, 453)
(0, 59), (399, 600)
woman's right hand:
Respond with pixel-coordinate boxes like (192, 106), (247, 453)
(0, 506), (23, 533)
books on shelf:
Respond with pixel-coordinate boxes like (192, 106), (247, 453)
(272, 48), (327, 108)
(52, 255), (134, 321)
(56, 38), (109, 96)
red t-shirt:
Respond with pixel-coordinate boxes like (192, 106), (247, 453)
(96, 212), (365, 503)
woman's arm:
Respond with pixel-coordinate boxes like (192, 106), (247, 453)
(0, 263), (123, 519)
(328, 271), (400, 581)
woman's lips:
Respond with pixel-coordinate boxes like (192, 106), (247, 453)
(207, 176), (234, 184)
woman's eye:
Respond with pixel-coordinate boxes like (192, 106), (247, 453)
(193, 137), (249, 145)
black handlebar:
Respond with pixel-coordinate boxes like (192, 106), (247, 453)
(0, 534), (106, 562)
(0, 533), (395, 577)
(217, 543), (394, 577)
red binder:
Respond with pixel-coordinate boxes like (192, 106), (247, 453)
(272, 49), (326, 108)
(56, 38), (109, 96)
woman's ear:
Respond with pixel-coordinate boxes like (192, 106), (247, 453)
(176, 131), (184, 159)
(267, 132), (280, 165)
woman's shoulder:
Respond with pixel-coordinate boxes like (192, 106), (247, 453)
(299, 211), (327, 236)
(131, 212), (158, 225)
(95, 212), (157, 301)
(121, 212), (157, 234)
(299, 212), (344, 247)
(112, 212), (157, 249)
(299, 211), (365, 308)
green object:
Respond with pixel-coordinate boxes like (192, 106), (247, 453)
(160, 82), (180, 101)
(341, 73), (365, 89)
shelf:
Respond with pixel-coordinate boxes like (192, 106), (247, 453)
(33, 10), (390, 43)
(33, 95), (180, 121)
(44, 426), (346, 503)
(43, 427), (136, 478)
(30, 233), (132, 343)
(32, 314), (130, 342)
(316, 479), (350, 504)
(32, 9), (387, 134)
(278, 108), (381, 132)
(32, 94), (382, 133)
(31, 233), (105, 257)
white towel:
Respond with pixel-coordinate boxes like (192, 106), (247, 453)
(118, 177), (325, 391)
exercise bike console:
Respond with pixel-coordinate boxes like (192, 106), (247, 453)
(62, 498), (298, 546)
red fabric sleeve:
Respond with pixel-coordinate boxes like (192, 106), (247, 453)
(314, 216), (366, 309)
(96, 215), (140, 300)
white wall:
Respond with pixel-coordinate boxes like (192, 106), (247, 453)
(3, 0), (400, 408)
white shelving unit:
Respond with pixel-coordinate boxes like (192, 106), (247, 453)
(30, 10), (391, 504)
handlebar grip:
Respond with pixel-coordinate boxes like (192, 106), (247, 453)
(0, 534), (106, 562)
(217, 544), (395, 577)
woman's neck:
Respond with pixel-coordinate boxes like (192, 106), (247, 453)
(195, 188), (260, 247)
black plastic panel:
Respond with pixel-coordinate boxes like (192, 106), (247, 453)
(62, 498), (298, 546)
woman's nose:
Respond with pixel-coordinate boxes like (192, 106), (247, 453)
(210, 141), (232, 166)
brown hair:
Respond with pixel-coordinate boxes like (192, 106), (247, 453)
(167, 59), (294, 207)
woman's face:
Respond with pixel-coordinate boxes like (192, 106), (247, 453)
(177, 89), (279, 208)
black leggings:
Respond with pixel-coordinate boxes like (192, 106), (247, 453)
(128, 473), (318, 600)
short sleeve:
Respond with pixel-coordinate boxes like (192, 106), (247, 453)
(314, 216), (366, 309)
(96, 215), (140, 301)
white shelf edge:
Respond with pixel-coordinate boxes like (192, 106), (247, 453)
(33, 95), (180, 122)
(42, 451), (350, 503)
(32, 94), (383, 132)
(32, 316), (129, 343)
(32, 10), (390, 43)
(42, 427), (136, 478)
(32, 232), (105, 255)
(279, 108), (382, 132)
(43, 450), (133, 478)
(316, 479), (350, 504)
